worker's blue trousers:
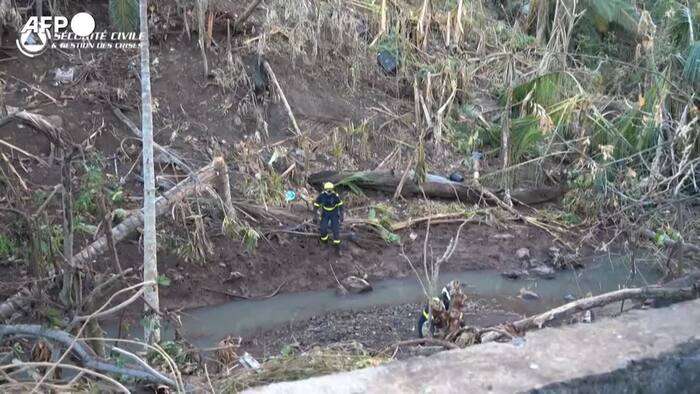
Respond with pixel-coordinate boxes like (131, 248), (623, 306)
(319, 212), (341, 245)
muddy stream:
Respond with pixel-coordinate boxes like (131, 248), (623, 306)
(111, 254), (661, 349)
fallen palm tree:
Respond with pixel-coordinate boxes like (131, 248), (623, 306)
(0, 157), (234, 322)
(70, 157), (230, 269)
(308, 170), (567, 205)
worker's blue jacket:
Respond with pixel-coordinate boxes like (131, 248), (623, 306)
(314, 190), (343, 217)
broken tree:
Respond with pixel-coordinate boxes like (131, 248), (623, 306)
(0, 157), (233, 322)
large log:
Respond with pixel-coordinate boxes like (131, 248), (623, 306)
(308, 170), (566, 205)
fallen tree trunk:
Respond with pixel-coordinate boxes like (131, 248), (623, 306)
(70, 157), (224, 269)
(0, 324), (175, 386)
(308, 170), (566, 205)
(481, 282), (700, 343)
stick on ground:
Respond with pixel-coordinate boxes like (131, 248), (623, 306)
(262, 60), (302, 137)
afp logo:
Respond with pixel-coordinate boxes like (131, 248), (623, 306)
(16, 12), (95, 58)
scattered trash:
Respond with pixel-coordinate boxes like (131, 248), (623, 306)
(284, 190), (297, 202)
(563, 293), (576, 302)
(448, 171), (465, 182)
(377, 50), (398, 75)
(53, 66), (75, 84)
(582, 310), (594, 323)
(239, 352), (261, 371)
(511, 336), (526, 348)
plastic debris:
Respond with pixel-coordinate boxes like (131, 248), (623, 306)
(377, 50), (398, 75)
(449, 171), (465, 182)
(284, 190), (296, 202)
(239, 352), (261, 371)
(53, 67), (75, 84)
(511, 336), (526, 348)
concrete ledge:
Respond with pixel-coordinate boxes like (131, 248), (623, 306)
(246, 299), (700, 394)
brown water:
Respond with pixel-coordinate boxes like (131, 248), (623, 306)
(110, 253), (662, 348)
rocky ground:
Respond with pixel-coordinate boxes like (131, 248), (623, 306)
(239, 299), (523, 359)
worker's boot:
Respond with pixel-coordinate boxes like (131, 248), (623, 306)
(320, 235), (330, 247)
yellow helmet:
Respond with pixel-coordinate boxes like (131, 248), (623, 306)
(323, 182), (334, 190)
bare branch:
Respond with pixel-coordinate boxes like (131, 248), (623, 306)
(0, 325), (175, 387)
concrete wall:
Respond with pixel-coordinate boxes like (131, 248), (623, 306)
(247, 299), (700, 394)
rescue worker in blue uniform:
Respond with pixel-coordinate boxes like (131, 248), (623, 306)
(314, 182), (344, 250)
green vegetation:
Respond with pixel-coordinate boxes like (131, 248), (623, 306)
(0, 233), (16, 260)
(109, 0), (139, 32)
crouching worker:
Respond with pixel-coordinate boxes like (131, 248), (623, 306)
(314, 182), (344, 253)
(417, 281), (464, 338)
